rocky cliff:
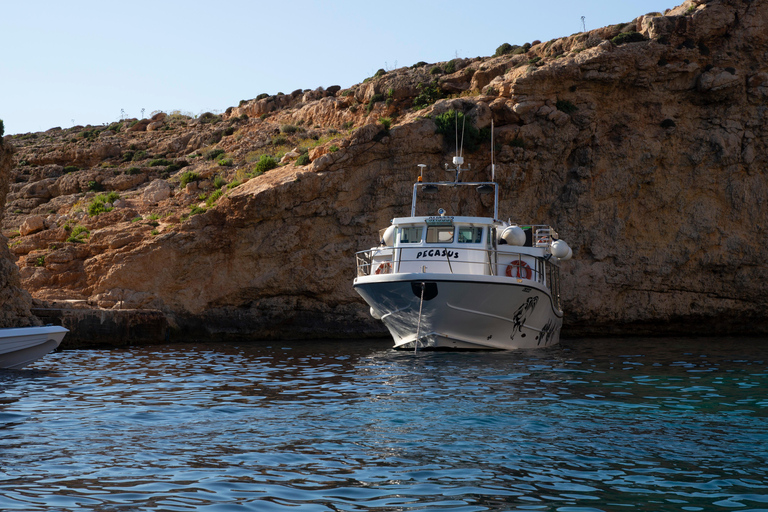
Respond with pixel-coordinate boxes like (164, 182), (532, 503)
(0, 141), (41, 327)
(3, 0), (768, 340)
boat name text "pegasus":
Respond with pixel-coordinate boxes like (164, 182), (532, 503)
(416, 249), (460, 259)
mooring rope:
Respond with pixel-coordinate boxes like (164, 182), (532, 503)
(414, 282), (425, 353)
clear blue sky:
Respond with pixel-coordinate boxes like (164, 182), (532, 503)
(1, 0), (675, 135)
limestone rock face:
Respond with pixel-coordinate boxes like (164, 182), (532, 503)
(19, 215), (45, 236)
(3, 0), (768, 340)
(0, 142), (40, 327)
(142, 179), (172, 203)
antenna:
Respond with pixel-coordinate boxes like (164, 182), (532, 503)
(491, 119), (495, 182)
(460, 114), (466, 159)
(454, 110), (459, 158)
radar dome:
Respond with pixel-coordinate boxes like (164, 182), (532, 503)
(500, 225), (526, 246)
(552, 240), (572, 260)
(382, 225), (395, 246)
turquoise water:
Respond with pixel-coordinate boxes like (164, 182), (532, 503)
(0, 337), (766, 511)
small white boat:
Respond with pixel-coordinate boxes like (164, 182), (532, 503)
(353, 153), (572, 351)
(0, 326), (69, 369)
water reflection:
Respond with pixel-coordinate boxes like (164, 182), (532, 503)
(0, 337), (765, 511)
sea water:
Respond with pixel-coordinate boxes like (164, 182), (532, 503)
(0, 337), (766, 511)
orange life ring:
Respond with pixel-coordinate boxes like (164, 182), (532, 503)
(506, 259), (532, 279)
(374, 262), (392, 275)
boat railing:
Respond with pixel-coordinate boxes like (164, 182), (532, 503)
(355, 246), (555, 286)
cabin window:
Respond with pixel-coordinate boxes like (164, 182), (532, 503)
(426, 226), (454, 243)
(457, 226), (483, 244)
(398, 226), (423, 244)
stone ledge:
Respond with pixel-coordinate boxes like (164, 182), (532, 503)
(32, 307), (168, 349)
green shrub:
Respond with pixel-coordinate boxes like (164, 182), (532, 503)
(125, 167), (141, 175)
(272, 135), (288, 146)
(256, 93), (269, 100)
(413, 81), (444, 110)
(217, 157), (233, 167)
(163, 162), (183, 174)
(205, 189), (224, 207)
(204, 149), (225, 160)
(132, 150), (149, 161)
(329, 145), (339, 152)
(366, 94), (386, 114)
(374, 68), (386, 78)
(296, 154), (310, 166)
(87, 194), (112, 216)
(67, 225), (90, 243)
(189, 205), (206, 216)
(63, 165), (79, 173)
(412, 61), (428, 68)
(252, 155), (278, 175)
(494, 43), (515, 57)
(87, 181), (103, 192)
(199, 112), (221, 124)
(556, 100), (578, 114)
(179, 171), (200, 188)
(379, 117), (392, 131)
(612, 32), (646, 45)
(149, 158), (172, 167)
(430, 66), (442, 75)
(150, 229), (160, 236)
(81, 128), (100, 141)
(105, 191), (120, 203)
(280, 124), (298, 134)
(213, 175), (227, 189)
(342, 121), (354, 130)
(528, 56), (541, 65)
(223, 126), (236, 136)
(444, 60), (457, 74)
(434, 110), (488, 153)
(35, 255), (45, 267)
(227, 180), (242, 190)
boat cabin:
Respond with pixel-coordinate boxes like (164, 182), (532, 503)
(367, 214), (558, 289)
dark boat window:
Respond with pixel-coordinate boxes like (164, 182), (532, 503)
(457, 227), (483, 244)
(426, 226), (454, 243)
(398, 227), (423, 244)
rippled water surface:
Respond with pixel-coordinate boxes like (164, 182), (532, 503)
(1, 337), (767, 511)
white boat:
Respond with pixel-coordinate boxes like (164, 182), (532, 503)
(353, 154), (572, 351)
(0, 326), (69, 369)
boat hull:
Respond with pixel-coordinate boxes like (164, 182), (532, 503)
(354, 274), (562, 350)
(0, 326), (69, 369)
